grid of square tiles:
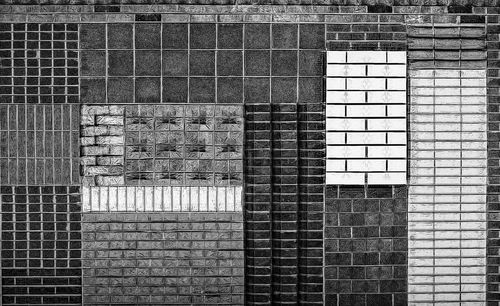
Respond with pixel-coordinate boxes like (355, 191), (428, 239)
(0, 23), (79, 104)
(79, 22), (324, 105)
(124, 104), (243, 186)
(81, 186), (242, 212)
(326, 51), (407, 185)
(82, 212), (244, 305)
(324, 185), (407, 306)
(1, 186), (82, 305)
(408, 69), (487, 304)
(0, 104), (80, 185)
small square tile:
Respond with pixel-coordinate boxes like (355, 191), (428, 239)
(80, 78), (106, 104)
(163, 23), (188, 49)
(217, 50), (243, 76)
(190, 50), (215, 76)
(190, 23), (216, 49)
(299, 24), (325, 49)
(163, 77), (188, 103)
(272, 51), (298, 76)
(218, 24), (243, 49)
(272, 77), (297, 103)
(135, 24), (161, 49)
(300, 50), (324, 76)
(163, 51), (188, 76)
(245, 24), (270, 49)
(189, 77), (215, 103)
(80, 24), (105, 49)
(218, 78), (243, 104)
(299, 78), (323, 103)
(244, 77), (270, 103)
(245, 50), (271, 77)
(135, 50), (161, 76)
(135, 77), (161, 103)
(80, 50), (106, 76)
(108, 78), (134, 104)
(108, 50), (133, 76)
(272, 24), (297, 49)
(108, 23), (133, 49)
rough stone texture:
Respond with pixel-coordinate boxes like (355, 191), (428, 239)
(80, 105), (125, 186)
(324, 185), (408, 306)
(1, 186), (82, 305)
(81, 212), (244, 305)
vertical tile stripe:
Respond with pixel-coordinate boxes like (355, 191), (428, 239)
(408, 69), (487, 304)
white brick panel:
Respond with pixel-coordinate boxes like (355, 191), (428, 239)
(82, 186), (243, 212)
(326, 51), (407, 185)
(408, 69), (487, 304)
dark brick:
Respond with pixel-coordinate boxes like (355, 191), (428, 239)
(190, 23), (216, 49)
(163, 24), (188, 49)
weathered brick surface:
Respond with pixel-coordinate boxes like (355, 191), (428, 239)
(80, 105), (125, 186)
(324, 185), (408, 306)
(1, 186), (82, 305)
(82, 212), (244, 305)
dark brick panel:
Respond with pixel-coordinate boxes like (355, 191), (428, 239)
(324, 185), (407, 306)
(82, 212), (244, 305)
(1, 186), (82, 306)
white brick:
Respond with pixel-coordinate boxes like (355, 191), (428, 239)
(144, 187), (153, 211)
(367, 64), (406, 77)
(96, 115), (124, 125)
(367, 118), (406, 131)
(387, 105), (406, 117)
(327, 91), (365, 104)
(387, 51), (406, 63)
(326, 172), (364, 184)
(347, 159), (385, 172)
(367, 145), (406, 158)
(387, 78), (406, 90)
(117, 187), (126, 211)
(326, 132), (345, 144)
(327, 64), (365, 77)
(326, 78), (345, 90)
(327, 51), (346, 63)
(135, 187), (144, 212)
(181, 187), (190, 211)
(208, 187), (217, 211)
(199, 187), (208, 211)
(347, 51), (386, 63)
(326, 118), (365, 131)
(435, 78), (460, 87)
(108, 187), (117, 211)
(326, 159), (345, 171)
(388, 159), (406, 171)
(326, 104), (345, 117)
(367, 172), (406, 184)
(387, 132), (406, 144)
(346, 105), (385, 117)
(327, 145), (365, 158)
(368, 91), (406, 104)
(347, 78), (385, 90)
(126, 187), (135, 211)
(347, 132), (385, 145)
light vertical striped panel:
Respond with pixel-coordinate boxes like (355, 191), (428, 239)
(82, 186), (242, 212)
(408, 69), (487, 304)
(326, 51), (407, 185)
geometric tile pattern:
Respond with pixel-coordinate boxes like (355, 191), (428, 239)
(81, 186), (242, 212)
(408, 69), (487, 304)
(124, 105), (243, 186)
(326, 51), (407, 185)
(0, 23), (79, 104)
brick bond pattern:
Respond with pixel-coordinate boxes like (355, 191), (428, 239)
(324, 185), (408, 305)
(326, 51), (407, 185)
(81, 212), (243, 305)
(1, 186), (82, 305)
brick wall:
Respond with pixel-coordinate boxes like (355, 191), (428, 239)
(324, 185), (407, 305)
(1, 186), (82, 305)
(82, 212), (244, 305)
